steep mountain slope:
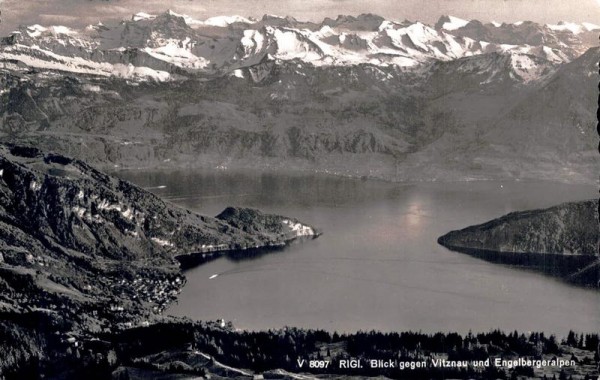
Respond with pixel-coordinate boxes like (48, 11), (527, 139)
(487, 47), (599, 154)
(438, 200), (599, 286)
(395, 44), (599, 182)
(0, 143), (319, 377)
(0, 12), (597, 183)
(0, 143), (317, 321)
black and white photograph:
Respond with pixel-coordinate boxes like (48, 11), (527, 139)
(0, 0), (598, 378)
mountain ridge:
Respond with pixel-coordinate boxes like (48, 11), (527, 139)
(1, 11), (596, 82)
(438, 199), (600, 287)
(0, 11), (597, 184)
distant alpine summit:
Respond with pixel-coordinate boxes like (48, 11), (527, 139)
(0, 11), (597, 82)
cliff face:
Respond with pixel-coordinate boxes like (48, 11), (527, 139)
(0, 144), (318, 377)
(438, 200), (599, 286)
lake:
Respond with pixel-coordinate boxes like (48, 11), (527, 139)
(118, 169), (600, 335)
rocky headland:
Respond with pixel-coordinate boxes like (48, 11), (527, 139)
(438, 199), (599, 287)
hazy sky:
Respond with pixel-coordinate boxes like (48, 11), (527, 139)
(1, 0), (599, 34)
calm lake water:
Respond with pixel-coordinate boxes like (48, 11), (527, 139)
(118, 170), (599, 335)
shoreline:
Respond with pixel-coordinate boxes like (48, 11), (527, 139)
(436, 242), (600, 289)
(174, 234), (321, 270)
(108, 163), (599, 187)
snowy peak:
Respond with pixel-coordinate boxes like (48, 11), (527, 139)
(132, 12), (157, 22)
(266, 27), (327, 61)
(582, 22), (600, 32)
(131, 11), (255, 28)
(547, 21), (600, 34)
(436, 18), (598, 56)
(435, 15), (469, 31)
(204, 15), (256, 27)
(25, 24), (78, 37)
(1, 11), (597, 83)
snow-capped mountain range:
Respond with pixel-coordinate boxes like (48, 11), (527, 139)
(1, 10), (597, 82)
(0, 11), (597, 184)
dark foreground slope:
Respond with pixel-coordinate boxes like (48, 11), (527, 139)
(438, 200), (599, 287)
(0, 144), (318, 378)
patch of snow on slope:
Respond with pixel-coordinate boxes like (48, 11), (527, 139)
(547, 22), (584, 34)
(499, 43), (518, 52)
(270, 28), (323, 61)
(444, 34), (468, 58)
(403, 23), (439, 51)
(151, 237), (174, 247)
(383, 24), (428, 53)
(113, 64), (172, 81)
(132, 12), (156, 21)
(164, 10), (205, 26)
(1, 45), (173, 81)
(94, 200), (133, 220)
(315, 25), (336, 38)
(509, 53), (544, 83)
(143, 39), (209, 69)
(541, 46), (566, 64)
(378, 20), (399, 32)
(388, 56), (420, 67)
(582, 22), (600, 31)
(26, 25), (48, 38)
(240, 30), (266, 58)
(50, 26), (77, 35)
(442, 16), (469, 31)
(204, 15), (255, 27)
